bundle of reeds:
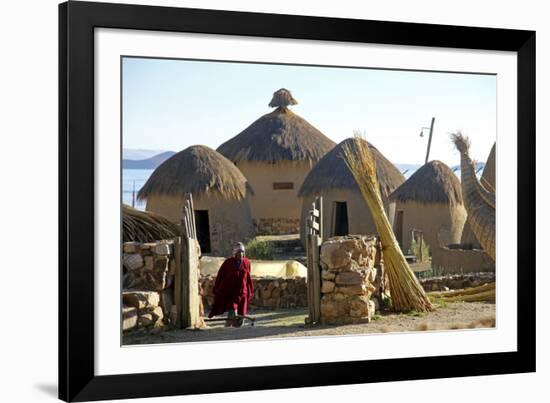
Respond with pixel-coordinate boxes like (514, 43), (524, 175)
(342, 136), (433, 312)
(429, 283), (495, 303)
(122, 204), (181, 243)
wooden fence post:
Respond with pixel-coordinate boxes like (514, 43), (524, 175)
(174, 236), (182, 329)
(306, 196), (323, 325)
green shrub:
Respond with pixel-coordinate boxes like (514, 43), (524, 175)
(244, 239), (274, 260)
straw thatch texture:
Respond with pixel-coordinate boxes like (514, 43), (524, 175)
(122, 204), (180, 243)
(138, 145), (252, 201)
(299, 138), (405, 198)
(217, 92), (335, 163)
(481, 143), (496, 192)
(389, 160), (463, 206)
(452, 133), (495, 261)
(342, 136), (433, 312)
(268, 88), (298, 108)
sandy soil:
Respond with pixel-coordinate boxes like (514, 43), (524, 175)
(122, 301), (495, 345)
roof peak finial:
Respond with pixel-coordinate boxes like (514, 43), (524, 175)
(269, 88), (298, 108)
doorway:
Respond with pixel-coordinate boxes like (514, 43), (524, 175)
(333, 201), (349, 236)
(194, 210), (211, 253)
(395, 210), (404, 248)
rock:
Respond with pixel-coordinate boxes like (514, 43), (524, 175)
(122, 306), (138, 331)
(367, 268), (377, 283)
(154, 243), (172, 256)
(123, 242), (140, 254)
(141, 242), (156, 251)
(335, 271), (364, 286)
(335, 284), (367, 296)
(150, 306), (164, 327)
(122, 291), (160, 310)
(321, 295), (351, 318)
(154, 256), (169, 272)
(349, 296), (371, 318)
(287, 281), (296, 294)
(321, 270), (336, 281)
(139, 313), (154, 327)
(320, 242), (352, 270)
(321, 280), (336, 293)
(368, 300), (376, 318)
(123, 253), (144, 271)
(144, 256), (154, 271)
(271, 288), (282, 299)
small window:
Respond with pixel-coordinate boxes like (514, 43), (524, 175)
(273, 182), (294, 190)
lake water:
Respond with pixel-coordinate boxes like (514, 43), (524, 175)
(122, 169), (154, 210)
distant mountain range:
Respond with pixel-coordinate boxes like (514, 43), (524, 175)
(123, 151), (176, 169)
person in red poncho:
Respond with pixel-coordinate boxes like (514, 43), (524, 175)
(208, 242), (254, 327)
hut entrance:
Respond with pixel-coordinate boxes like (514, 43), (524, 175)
(395, 210), (404, 248)
(333, 201), (349, 236)
(194, 210), (211, 254)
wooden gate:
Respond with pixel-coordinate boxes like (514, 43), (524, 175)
(174, 193), (202, 329)
(305, 196), (323, 325)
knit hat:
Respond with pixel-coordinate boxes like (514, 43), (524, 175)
(232, 242), (245, 254)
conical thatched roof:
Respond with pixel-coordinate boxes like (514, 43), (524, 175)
(298, 138), (405, 198)
(217, 89), (335, 163)
(389, 160), (463, 206)
(137, 145), (252, 201)
(122, 204), (180, 243)
(481, 143), (495, 191)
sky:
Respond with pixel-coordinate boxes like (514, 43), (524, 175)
(122, 57), (497, 166)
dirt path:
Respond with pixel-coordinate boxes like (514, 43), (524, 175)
(123, 301), (495, 345)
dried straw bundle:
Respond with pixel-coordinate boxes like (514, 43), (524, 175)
(342, 136), (433, 312)
(122, 204), (180, 243)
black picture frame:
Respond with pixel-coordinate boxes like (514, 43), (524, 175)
(59, 1), (536, 401)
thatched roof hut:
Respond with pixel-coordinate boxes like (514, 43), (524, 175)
(217, 89), (336, 235)
(217, 88), (335, 163)
(138, 145), (255, 256)
(388, 160), (467, 253)
(389, 160), (463, 206)
(122, 204), (180, 243)
(298, 138), (405, 242)
(299, 138), (405, 199)
(138, 145), (251, 201)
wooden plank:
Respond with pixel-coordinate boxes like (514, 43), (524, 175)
(310, 220), (320, 231)
(181, 236), (190, 328)
(309, 208), (319, 217)
(174, 237), (183, 329)
(188, 238), (201, 327)
(188, 194), (197, 239)
(318, 196), (323, 240)
(306, 232), (313, 324)
(312, 235), (321, 324)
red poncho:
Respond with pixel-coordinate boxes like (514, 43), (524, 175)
(208, 256), (254, 318)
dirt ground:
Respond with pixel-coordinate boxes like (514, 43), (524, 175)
(122, 301), (496, 345)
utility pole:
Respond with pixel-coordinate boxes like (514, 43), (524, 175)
(419, 117), (435, 164)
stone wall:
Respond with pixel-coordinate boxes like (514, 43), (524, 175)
(200, 275), (308, 311)
(432, 245), (495, 274)
(319, 235), (383, 325)
(254, 218), (300, 235)
(122, 291), (165, 331)
(122, 240), (177, 331)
